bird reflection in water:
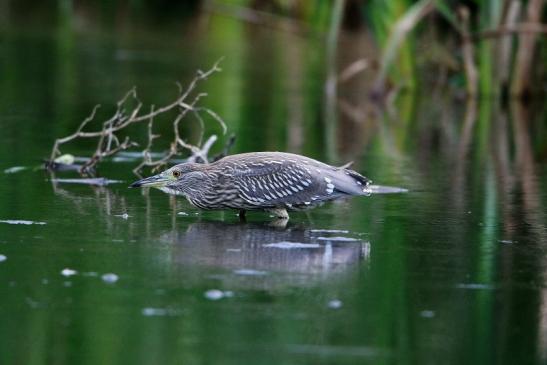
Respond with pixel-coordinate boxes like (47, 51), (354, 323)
(159, 220), (370, 277)
(49, 179), (371, 285)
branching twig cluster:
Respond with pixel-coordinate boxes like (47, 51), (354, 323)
(47, 59), (227, 177)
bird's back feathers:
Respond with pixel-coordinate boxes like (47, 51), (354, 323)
(208, 152), (371, 210)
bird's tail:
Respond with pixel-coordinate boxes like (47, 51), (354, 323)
(339, 165), (408, 196)
(344, 169), (372, 195)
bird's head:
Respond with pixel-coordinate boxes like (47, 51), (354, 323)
(129, 163), (203, 193)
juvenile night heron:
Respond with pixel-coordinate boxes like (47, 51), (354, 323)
(130, 152), (372, 219)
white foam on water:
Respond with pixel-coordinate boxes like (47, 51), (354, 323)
(52, 178), (123, 186)
(327, 299), (343, 309)
(141, 307), (183, 317)
(310, 229), (350, 234)
(420, 310), (435, 318)
(61, 268), (77, 277)
(112, 156), (137, 162)
(456, 283), (494, 290)
(499, 239), (515, 244)
(204, 289), (234, 300)
(263, 242), (321, 249)
(0, 220), (46, 225)
(316, 236), (360, 242)
(234, 269), (268, 276)
(101, 273), (119, 284)
(142, 308), (167, 316)
(4, 166), (26, 174)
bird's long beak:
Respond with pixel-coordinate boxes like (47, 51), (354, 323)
(129, 173), (169, 188)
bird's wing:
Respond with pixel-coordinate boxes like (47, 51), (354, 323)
(226, 160), (343, 208)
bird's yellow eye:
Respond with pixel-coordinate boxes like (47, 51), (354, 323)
(172, 170), (181, 178)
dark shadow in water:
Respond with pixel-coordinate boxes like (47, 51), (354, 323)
(159, 220), (369, 277)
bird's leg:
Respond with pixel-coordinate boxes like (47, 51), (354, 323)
(266, 208), (289, 220)
(238, 209), (247, 221)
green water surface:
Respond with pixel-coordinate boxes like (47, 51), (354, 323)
(1, 9), (547, 365)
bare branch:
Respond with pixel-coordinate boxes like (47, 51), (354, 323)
(195, 107), (227, 134)
(192, 110), (206, 147)
(186, 135), (218, 164)
(47, 58), (227, 176)
(49, 105), (101, 162)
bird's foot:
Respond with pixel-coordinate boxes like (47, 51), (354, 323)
(268, 218), (289, 229)
(266, 208), (289, 220)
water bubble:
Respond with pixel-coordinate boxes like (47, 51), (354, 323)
(61, 268), (77, 277)
(498, 239), (514, 244)
(310, 229), (350, 234)
(263, 242), (321, 249)
(234, 269), (268, 276)
(3, 166), (26, 174)
(204, 289), (233, 300)
(420, 310), (435, 318)
(456, 283), (494, 290)
(142, 307), (180, 317)
(316, 236), (360, 242)
(101, 273), (119, 284)
(0, 254), (6, 262)
(142, 307), (167, 317)
(205, 289), (223, 300)
(0, 220), (46, 225)
(328, 299), (343, 309)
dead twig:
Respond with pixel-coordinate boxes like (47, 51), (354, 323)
(48, 58), (227, 176)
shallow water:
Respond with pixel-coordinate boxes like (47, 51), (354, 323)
(1, 9), (547, 365)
